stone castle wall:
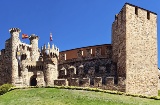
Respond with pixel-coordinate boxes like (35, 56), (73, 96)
(0, 49), (11, 85)
(111, 3), (158, 96)
(112, 5), (127, 84)
(125, 4), (158, 96)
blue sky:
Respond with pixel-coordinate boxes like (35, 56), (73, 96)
(0, 0), (159, 67)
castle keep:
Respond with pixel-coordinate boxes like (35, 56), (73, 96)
(0, 3), (158, 96)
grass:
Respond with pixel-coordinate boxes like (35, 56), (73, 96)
(0, 88), (160, 105)
(158, 90), (160, 96)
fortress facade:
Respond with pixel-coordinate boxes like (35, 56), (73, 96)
(0, 3), (158, 96)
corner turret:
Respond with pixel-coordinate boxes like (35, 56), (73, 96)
(29, 34), (39, 61)
(42, 42), (59, 86)
(9, 28), (21, 85)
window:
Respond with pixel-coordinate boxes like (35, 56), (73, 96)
(118, 49), (121, 57)
(77, 50), (83, 58)
(115, 14), (118, 20)
(135, 7), (138, 15)
(147, 11), (150, 20)
(121, 10), (123, 23)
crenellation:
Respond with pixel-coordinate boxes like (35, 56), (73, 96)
(9, 28), (21, 34)
(47, 42), (50, 49)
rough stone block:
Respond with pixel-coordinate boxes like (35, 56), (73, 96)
(54, 79), (68, 86)
(79, 78), (90, 87)
(118, 77), (125, 86)
(94, 77), (102, 87)
(15, 77), (23, 87)
(105, 77), (114, 85)
(69, 78), (79, 86)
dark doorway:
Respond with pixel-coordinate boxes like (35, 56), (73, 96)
(30, 77), (37, 86)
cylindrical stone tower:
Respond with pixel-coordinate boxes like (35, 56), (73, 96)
(29, 34), (39, 61)
(43, 43), (59, 86)
(9, 28), (21, 85)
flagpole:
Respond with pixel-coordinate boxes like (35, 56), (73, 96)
(50, 32), (52, 48)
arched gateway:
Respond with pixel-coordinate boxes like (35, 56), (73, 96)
(30, 75), (37, 86)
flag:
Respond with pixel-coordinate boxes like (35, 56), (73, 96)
(50, 33), (53, 41)
(22, 34), (29, 39)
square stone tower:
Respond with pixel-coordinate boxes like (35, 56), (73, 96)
(112, 3), (158, 96)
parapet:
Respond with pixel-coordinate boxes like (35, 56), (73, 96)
(29, 34), (39, 40)
(42, 42), (59, 58)
(125, 3), (157, 15)
(0, 49), (5, 55)
(54, 79), (68, 86)
(19, 42), (32, 51)
(9, 28), (21, 34)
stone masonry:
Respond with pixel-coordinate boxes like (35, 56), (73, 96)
(0, 3), (159, 96)
(112, 3), (158, 96)
(0, 28), (59, 87)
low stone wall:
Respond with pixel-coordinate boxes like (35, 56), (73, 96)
(117, 77), (125, 91)
(104, 77), (114, 90)
(54, 79), (68, 86)
(105, 77), (114, 85)
(94, 77), (102, 87)
(14, 77), (23, 87)
(69, 78), (79, 86)
(53, 76), (126, 92)
(118, 77), (125, 86)
(79, 78), (90, 87)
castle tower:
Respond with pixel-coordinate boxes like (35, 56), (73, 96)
(112, 3), (158, 96)
(29, 34), (39, 61)
(9, 28), (21, 85)
(42, 43), (59, 86)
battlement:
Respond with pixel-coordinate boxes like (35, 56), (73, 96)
(0, 49), (5, 55)
(29, 34), (39, 40)
(42, 42), (59, 58)
(0, 49), (5, 61)
(54, 77), (125, 91)
(19, 43), (32, 51)
(125, 3), (157, 15)
(9, 28), (21, 33)
(114, 3), (157, 22)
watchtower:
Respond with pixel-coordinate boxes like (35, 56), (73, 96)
(112, 3), (158, 96)
(42, 43), (59, 86)
(29, 34), (39, 61)
(9, 28), (21, 85)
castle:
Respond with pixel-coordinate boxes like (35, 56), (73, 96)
(0, 3), (158, 96)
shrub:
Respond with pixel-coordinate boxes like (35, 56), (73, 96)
(0, 84), (13, 95)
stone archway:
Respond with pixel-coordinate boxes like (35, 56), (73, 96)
(30, 75), (37, 86)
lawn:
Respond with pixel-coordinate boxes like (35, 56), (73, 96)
(0, 88), (160, 105)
